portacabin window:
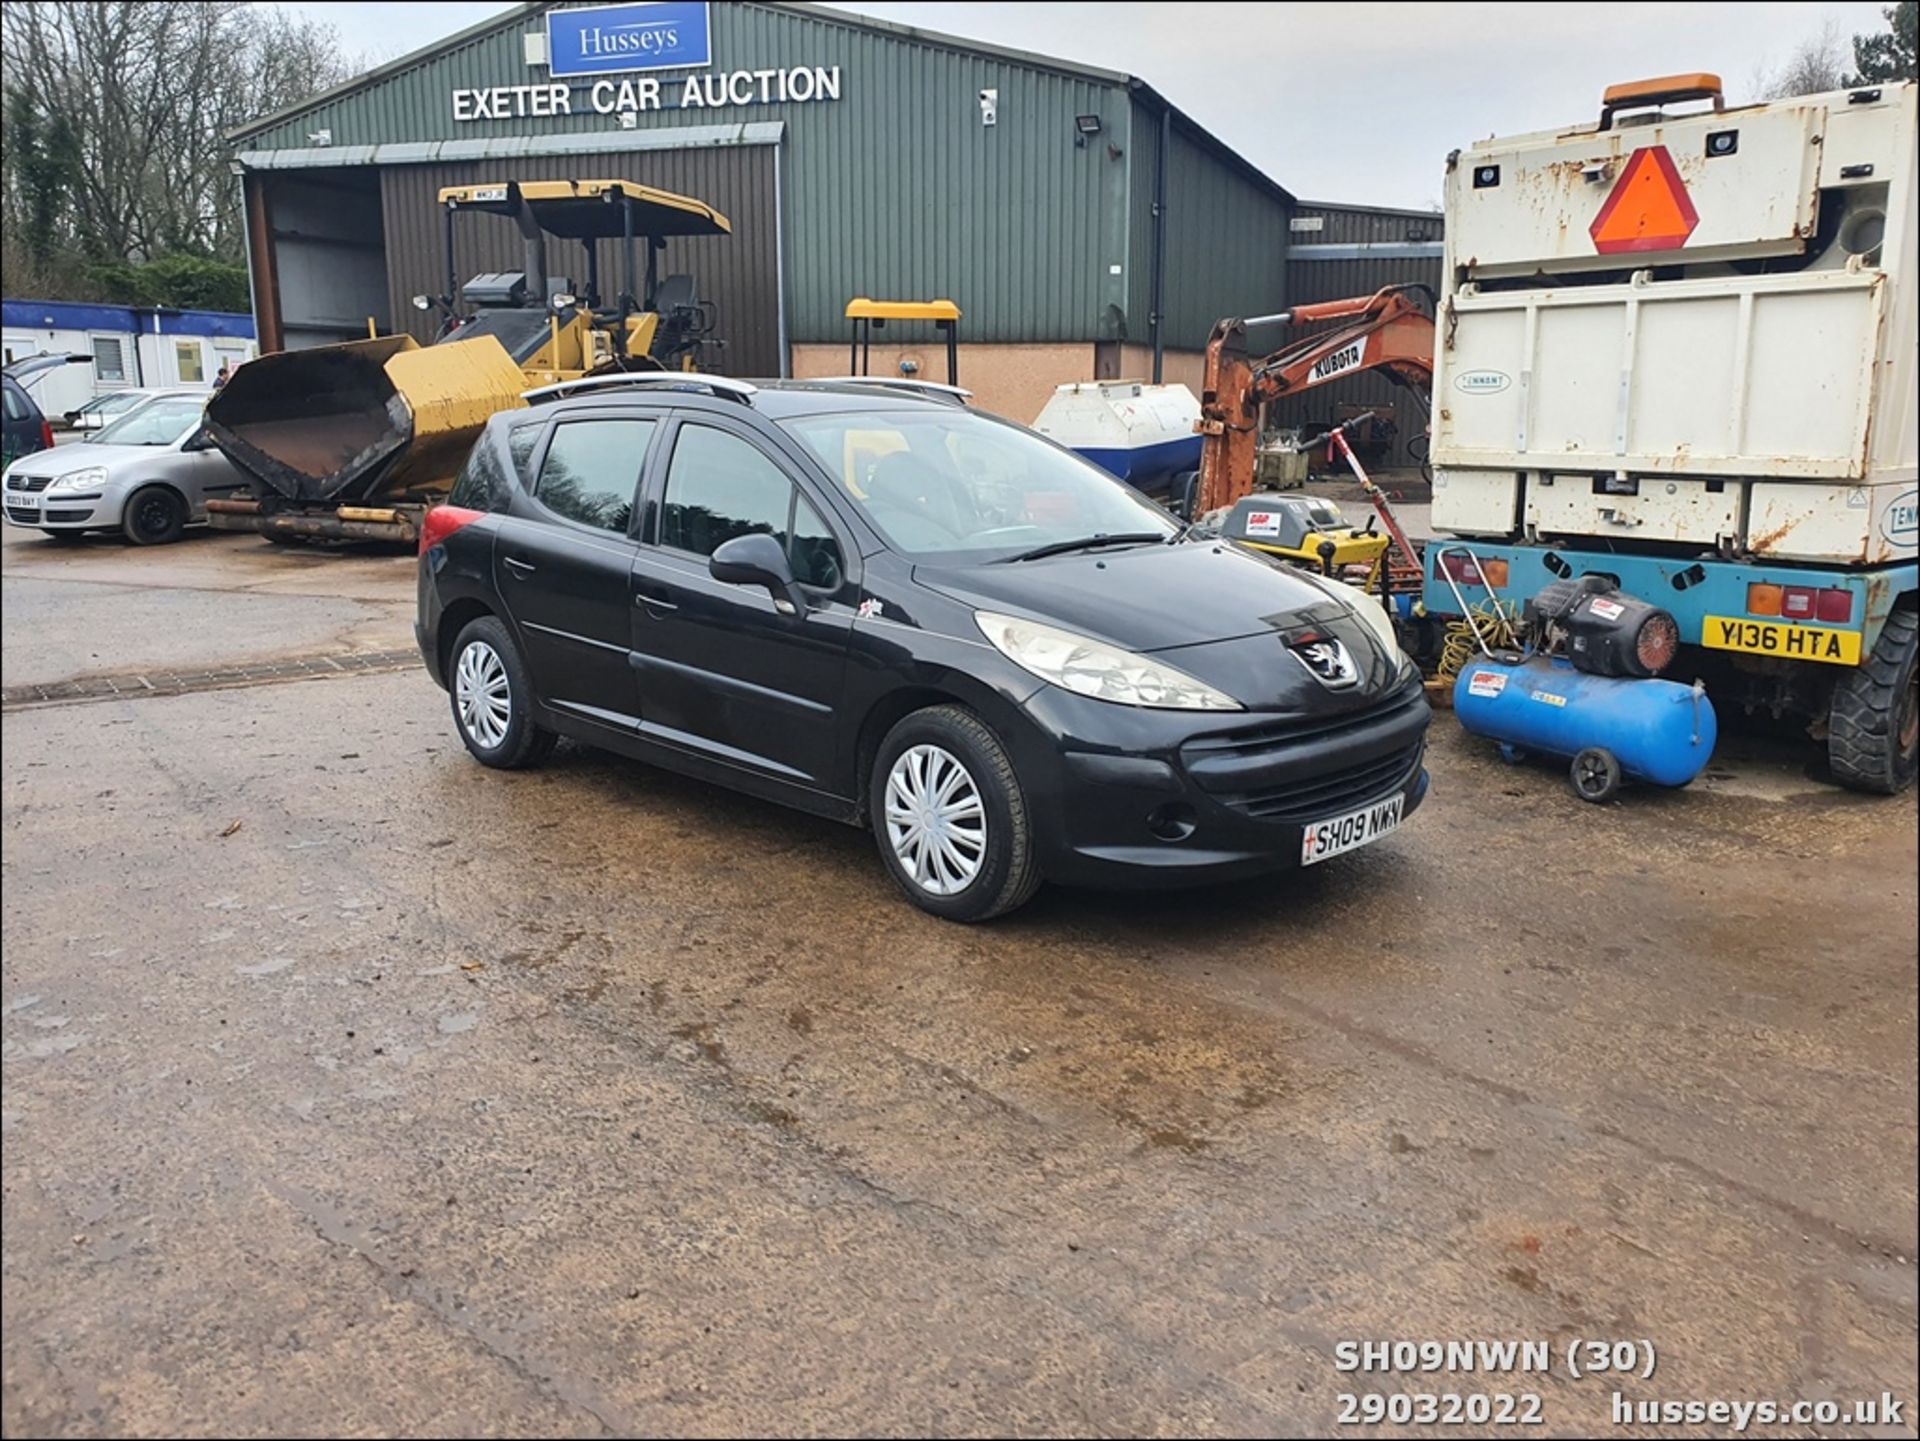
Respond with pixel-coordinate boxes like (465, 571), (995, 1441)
(534, 417), (656, 534)
(174, 340), (205, 384)
(91, 335), (126, 384)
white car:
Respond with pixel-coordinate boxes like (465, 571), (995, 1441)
(2, 392), (250, 545)
(63, 388), (173, 432)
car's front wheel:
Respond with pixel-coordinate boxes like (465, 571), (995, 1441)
(448, 616), (557, 770)
(870, 705), (1040, 922)
(121, 485), (186, 545)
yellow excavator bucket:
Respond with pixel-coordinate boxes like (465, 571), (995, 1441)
(204, 333), (530, 505)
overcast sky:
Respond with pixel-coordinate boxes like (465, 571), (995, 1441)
(268, 0), (1889, 207)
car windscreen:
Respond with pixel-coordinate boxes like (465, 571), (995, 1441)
(780, 408), (1176, 563)
(92, 398), (204, 447)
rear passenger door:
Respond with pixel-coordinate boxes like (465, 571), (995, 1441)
(630, 417), (857, 791)
(493, 413), (658, 732)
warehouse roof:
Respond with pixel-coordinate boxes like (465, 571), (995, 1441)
(228, 1), (1294, 208)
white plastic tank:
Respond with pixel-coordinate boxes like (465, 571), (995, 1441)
(1032, 380), (1201, 494)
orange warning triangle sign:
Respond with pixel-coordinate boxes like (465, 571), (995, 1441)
(1590, 146), (1699, 254)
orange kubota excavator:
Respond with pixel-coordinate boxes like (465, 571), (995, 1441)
(1193, 283), (1436, 520)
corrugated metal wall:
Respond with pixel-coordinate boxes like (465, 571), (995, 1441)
(1132, 113), (1291, 352)
(377, 147), (781, 374)
(236, 2), (1135, 345)
(1266, 203), (1443, 470)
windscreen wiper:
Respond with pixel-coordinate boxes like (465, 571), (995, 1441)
(1002, 532), (1169, 563)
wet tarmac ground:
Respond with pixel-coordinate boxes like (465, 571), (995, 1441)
(3, 525), (1916, 1436)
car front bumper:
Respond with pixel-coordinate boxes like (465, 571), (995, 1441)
(1005, 676), (1432, 889)
(3, 489), (117, 530)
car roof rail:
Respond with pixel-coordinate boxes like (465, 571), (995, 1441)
(809, 377), (973, 406)
(521, 372), (758, 406)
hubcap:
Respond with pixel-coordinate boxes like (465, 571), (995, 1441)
(139, 497), (172, 534)
(455, 640), (511, 749)
(884, 744), (986, 896)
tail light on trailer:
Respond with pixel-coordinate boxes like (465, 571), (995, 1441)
(1749, 583), (1854, 625)
(1780, 586), (1816, 621)
(418, 504), (486, 555)
(1437, 552), (1510, 588)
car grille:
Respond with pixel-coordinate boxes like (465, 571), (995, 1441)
(45, 508), (92, 523)
(1226, 740), (1423, 823)
(1180, 682), (1428, 824)
(6, 506), (41, 524)
(6, 474), (53, 492)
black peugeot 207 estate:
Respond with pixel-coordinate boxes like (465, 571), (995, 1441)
(416, 376), (1429, 921)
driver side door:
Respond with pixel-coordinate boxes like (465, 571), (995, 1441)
(629, 417), (857, 793)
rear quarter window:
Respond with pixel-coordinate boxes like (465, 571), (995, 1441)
(448, 430), (514, 511)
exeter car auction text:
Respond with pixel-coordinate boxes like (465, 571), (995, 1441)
(452, 67), (843, 121)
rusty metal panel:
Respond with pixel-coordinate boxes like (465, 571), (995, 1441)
(1748, 481), (1918, 564)
(1448, 100), (1822, 278)
(380, 146), (781, 375)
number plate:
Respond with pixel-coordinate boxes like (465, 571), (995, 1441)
(1301, 794), (1404, 867)
(1702, 614), (1861, 666)
(11, 494), (40, 513)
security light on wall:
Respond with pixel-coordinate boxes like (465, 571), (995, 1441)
(1075, 115), (1103, 138)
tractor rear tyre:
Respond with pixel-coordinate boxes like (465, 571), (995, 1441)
(1828, 604), (1919, 795)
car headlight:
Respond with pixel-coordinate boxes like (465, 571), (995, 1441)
(1335, 582), (1405, 661)
(975, 610), (1241, 711)
(49, 467), (108, 494)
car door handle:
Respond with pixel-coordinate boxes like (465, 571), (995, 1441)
(503, 555), (537, 577)
(634, 591), (678, 614)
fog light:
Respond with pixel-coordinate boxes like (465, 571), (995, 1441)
(1146, 803), (1197, 842)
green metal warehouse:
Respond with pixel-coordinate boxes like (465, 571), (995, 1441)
(230, 1), (1311, 420)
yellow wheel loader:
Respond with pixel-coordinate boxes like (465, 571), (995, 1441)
(204, 179), (730, 547)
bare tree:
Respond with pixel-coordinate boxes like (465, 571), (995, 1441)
(1754, 20), (1850, 99)
(1, 1), (359, 290)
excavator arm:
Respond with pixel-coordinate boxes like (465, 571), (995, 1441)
(1193, 284), (1436, 516)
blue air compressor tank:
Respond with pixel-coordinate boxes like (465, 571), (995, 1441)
(1453, 655), (1717, 788)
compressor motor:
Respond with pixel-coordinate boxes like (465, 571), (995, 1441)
(1522, 575), (1679, 679)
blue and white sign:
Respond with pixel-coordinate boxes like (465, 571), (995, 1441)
(547, 1), (711, 78)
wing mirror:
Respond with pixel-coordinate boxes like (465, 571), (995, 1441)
(709, 532), (805, 615)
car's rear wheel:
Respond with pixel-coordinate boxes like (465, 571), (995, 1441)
(122, 485), (186, 545)
(870, 705), (1039, 922)
(449, 616), (556, 770)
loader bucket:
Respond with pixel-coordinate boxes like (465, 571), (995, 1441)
(204, 334), (529, 505)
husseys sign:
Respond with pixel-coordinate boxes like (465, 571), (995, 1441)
(451, 1), (845, 122)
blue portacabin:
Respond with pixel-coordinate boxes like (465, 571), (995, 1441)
(1453, 655), (1718, 802)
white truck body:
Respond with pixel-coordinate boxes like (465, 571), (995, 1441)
(1432, 81), (1916, 567)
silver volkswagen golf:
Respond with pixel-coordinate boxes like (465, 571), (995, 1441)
(2, 392), (250, 545)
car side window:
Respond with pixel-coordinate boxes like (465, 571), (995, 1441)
(790, 491), (844, 590)
(2, 381), (27, 421)
(507, 424), (543, 482)
(660, 423), (845, 590)
(448, 434), (509, 511)
(534, 418), (655, 534)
